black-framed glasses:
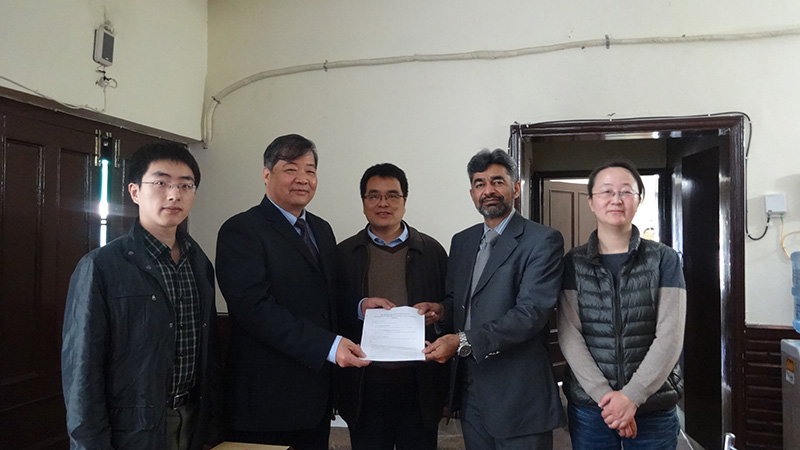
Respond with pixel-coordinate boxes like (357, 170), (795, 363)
(363, 193), (404, 204)
(591, 189), (639, 200)
(141, 180), (197, 193)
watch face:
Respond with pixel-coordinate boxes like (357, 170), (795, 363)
(459, 344), (472, 357)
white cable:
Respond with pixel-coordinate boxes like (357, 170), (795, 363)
(0, 75), (104, 113)
(203, 26), (800, 144)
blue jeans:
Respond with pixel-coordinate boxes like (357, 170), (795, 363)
(567, 403), (679, 450)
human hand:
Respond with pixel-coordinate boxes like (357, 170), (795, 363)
(617, 418), (638, 438)
(599, 391), (638, 436)
(335, 337), (370, 368)
(423, 334), (459, 363)
(414, 302), (444, 326)
(361, 297), (395, 318)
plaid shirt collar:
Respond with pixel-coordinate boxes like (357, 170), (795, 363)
(141, 226), (192, 264)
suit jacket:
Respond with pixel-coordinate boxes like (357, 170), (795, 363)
(442, 212), (566, 438)
(216, 196), (338, 433)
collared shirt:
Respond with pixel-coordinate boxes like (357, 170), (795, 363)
(483, 209), (515, 237)
(142, 226), (200, 396)
(266, 196), (339, 363)
(366, 222), (409, 247)
(268, 196), (318, 247)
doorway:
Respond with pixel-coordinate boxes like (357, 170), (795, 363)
(511, 115), (746, 449)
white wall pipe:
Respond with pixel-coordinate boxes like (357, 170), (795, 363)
(202, 26), (800, 145)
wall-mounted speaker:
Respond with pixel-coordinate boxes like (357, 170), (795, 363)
(93, 28), (114, 66)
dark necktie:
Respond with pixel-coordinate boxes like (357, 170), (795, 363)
(294, 217), (319, 263)
(466, 229), (500, 330)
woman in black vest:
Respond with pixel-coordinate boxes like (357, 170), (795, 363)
(558, 161), (686, 449)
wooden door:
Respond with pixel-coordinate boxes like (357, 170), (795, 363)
(542, 180), (595, 251)
(0, 113), (97, 450)
(680, 147), (723, 449)
(0, 94), (177, 449)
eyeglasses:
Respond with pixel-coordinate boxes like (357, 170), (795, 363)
(141, 180), (197, 193)
(363, 193), (404, 204)
(591, 190), (639, 200)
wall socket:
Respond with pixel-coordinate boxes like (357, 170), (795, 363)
(765, 193), (787, 214)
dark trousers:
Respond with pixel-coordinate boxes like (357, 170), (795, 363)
(166, 401), (199, 450)
(460, 358), (553, 450)
(227, 413), (331, 450)
(348, 366), (438, 450)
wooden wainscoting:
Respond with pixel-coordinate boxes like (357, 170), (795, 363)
(743, 325), (798, 449)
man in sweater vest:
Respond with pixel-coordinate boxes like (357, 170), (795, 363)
(335, 163), (449, 450)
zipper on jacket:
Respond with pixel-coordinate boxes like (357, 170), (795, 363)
(612, 274), (625, 387)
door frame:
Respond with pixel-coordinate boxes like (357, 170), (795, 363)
(510, 115), (746, 440)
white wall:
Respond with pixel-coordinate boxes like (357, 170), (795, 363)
(194, 1), (800, 324)
(0, 0), (207, 139)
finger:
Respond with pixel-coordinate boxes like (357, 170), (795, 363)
(414, 302), (433, 312)
(349, 356), (370, 368)
(423, 341), (440, 354)
(607, 418), (624, 429)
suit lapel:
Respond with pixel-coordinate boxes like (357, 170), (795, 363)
(259, 197), (323, 272)
(472, 213), (523, 297)
(307, 212), (334, 277)
(456, 225), (484, 314)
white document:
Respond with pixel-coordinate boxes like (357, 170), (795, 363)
(360, 306), (425, 362)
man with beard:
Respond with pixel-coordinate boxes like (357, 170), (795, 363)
(418, 149), (565, 450)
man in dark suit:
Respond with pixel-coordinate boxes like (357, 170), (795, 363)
(420, 149), (565, 450)
(216, 134), (369, 450)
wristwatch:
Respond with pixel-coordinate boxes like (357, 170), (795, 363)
(457, 331), (472, 357)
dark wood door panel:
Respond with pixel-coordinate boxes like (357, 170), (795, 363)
(0, 94), (183, 449)
(1, 114), (95, 450)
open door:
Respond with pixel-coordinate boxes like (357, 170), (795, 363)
(512, 115), (746, 447)
(679, 146), (723, 448)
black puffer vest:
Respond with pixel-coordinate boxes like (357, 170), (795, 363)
(563, 228), (683, 413)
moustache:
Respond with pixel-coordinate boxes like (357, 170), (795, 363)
(480, 194), (504, 203)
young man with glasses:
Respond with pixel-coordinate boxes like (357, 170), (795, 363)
(335, 163), (449, 450)
(62, 142), (220, 450)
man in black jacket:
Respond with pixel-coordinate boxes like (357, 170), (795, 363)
(62, 142), (219, 450)
(336, 163), (449, 450)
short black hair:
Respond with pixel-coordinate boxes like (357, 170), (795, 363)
(467, 149), (518, 183)
(587, 160), (645, 201)
(263, 134), (318, 170)
(359, 163), (408, 198)
(127, 141), (201, 187)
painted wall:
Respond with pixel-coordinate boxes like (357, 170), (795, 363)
(0, 0), (207, 139)
(194, 1), (800, 325)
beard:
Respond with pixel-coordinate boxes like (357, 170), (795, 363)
(476, 194), (512, 219)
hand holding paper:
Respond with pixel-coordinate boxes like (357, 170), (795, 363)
(360, 306), (425, 362)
